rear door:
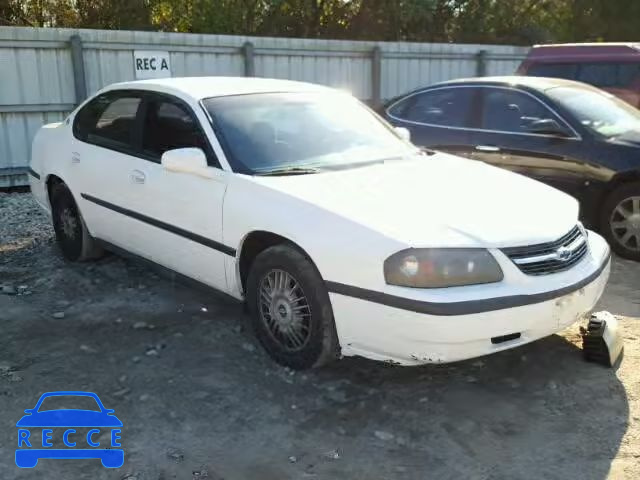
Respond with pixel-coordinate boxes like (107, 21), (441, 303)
(71, 90), (147, 248)
(467, 86), (588, 199)
(385, 86), (480, 158)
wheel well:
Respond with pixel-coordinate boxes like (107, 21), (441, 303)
(238, 231), (312, 293)
(609, 171), (640, 192)
(46, 174), (65, 201)
(585, 172), (640, 228)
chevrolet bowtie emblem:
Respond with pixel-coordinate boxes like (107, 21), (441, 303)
(556, 246), (572, 261)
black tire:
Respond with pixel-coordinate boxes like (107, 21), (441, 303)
(600, 181), (640, 261)
(50, 183), (103, 262)
(246, 244), (340, 370)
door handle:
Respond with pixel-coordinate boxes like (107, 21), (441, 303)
(130, 170), (146, 184)
(475, 145), (501, 152)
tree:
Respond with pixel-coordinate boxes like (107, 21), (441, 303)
(254, 0), (358, 38)
(75, 0), (153, 30)
(448, 0), (566, 45)
(344, 0), (455, 42)
(0, 0), (77, 27)
(556, 0), (640, 42)
(1, 0), (638, 45)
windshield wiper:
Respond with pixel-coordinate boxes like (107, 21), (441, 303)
(254, 166), (321, 176)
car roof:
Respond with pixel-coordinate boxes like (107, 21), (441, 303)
(103, 76), (334, 102)
(430, 75), (598, 93)
(531, 42), (640, 51)
(526, 43), (640, 60)
(37, 391), (101, 399)
(532, 42), (640, 48)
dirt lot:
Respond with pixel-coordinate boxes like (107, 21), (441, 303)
(1, 191), (639, 480)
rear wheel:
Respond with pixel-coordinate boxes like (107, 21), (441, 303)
(246, 244), (340, 370)
(600, 182), (640, 261)
(50, 183), (103, 261)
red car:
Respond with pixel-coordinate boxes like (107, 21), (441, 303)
(517, 43), (640, 107)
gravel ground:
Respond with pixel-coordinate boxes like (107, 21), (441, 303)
(1, 191), (640, 480)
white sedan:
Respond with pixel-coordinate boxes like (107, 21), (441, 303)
(28, 77), (611, 369)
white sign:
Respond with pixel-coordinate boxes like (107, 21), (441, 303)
(133, 50), (171, 79)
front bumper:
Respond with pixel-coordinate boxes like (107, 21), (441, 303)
(329, 231), (611, 365)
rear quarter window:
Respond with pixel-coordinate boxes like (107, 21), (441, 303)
(578, 63), (640, 88)
(526, 61), (640, 88)
(526, 63), (579, 80)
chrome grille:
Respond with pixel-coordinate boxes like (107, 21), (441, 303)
(502, 225), (588, 275)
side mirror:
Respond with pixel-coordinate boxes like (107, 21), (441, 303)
(161, 148), (210, 177)
(394, 126), (411, 142)
(524, 118), (569, 137)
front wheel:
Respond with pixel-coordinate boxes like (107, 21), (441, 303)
(246, 244), (340, 370)
(600, 182), (640, 261)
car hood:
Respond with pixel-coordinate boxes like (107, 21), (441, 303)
(251, 153), (579, 248)
(16, 410), (123, 427)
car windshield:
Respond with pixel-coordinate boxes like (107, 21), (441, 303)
(546, 85), (640, 138)
(38, 395), (101, 412)
(202, 92), (416, 174)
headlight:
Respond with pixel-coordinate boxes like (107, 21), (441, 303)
(384, 248), (503, 288)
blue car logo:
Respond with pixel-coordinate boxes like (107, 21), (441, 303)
(16, 391), (123, 468)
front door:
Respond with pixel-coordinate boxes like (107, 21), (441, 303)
(468, 86), (590, 201)
(117, 92), (230, 292)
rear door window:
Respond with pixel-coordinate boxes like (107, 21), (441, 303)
(388, 87), (477, 128)
(73, 92), (142, 151)
(527, 62), (640, 88)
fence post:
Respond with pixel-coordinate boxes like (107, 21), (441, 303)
(69, 34), (87, 104)
(371, 45), (382, 108)
(475, 49), (488, 77)
(243, 41), (255, 77)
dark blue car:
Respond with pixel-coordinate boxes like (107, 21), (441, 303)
(383, 76), (640, 261)
(16, 391), (123, 468)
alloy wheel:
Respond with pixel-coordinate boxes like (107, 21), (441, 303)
(258, 269), (312, 352)
(610, 196), (640, 252)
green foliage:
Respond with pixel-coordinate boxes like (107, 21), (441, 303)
(1, 0), (638, 45)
